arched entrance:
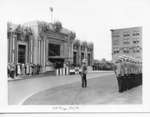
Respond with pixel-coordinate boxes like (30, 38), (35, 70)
(48, 57), (65, 69)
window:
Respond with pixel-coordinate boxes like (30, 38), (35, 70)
(113, 48), (120, 54)
(87, 47), (92, 51)
(81, 46), (85, 51)
(73, 52), (77, 65)
(123, 33), (130, 37)
(112, 35), (120, 38)
(113, 40), (120, 46)
(133, 46), (141, 53)
(113, 50), (119, 54)
(17, 33), (21, 40)
(18, 45), (26, 63)
(73, 45), (77, 50)
(133, 40), (139, 44)
(123, 41), (130, 44)
(123, 50), (129, 53)
(133, 38), (140, 44)
(81, 53), (84, 62)
(88, 53), (91, 66)
(123, 47), (130, 54)
(48, 43), (60, 56)
(133, 32), (140, 36)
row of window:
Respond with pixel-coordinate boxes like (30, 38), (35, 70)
(113, 40), (140, 45)
(113, 46), (141, 54)
(113, 46), (141, 50)
(73, 52), (91, 66)
(73, 45), (93, 51)
(123, 40), (140, 44)
(112, 32), (140, 38)
(113, 50), (140, 54)
(113, 49), (141, 54)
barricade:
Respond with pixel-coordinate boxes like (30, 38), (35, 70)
(56, 67), (69, 76)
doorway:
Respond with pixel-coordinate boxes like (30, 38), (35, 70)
(18, 44), (26, 64)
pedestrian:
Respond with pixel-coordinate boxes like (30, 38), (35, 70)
(7, 64), (11, 78)
(10, 63), (15, 79)
(80, 59), (87, 88)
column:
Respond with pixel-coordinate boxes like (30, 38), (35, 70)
(12, 35), (15, 64)
(38, 39), (41, 64)
(70, 43), (73, 64)
(8, 37), (10, 63)
(40, 40), (43, 66)
(45, 39), (48, 67)
(33, 36), (38, 64)
(43, 38), (46, 71)
(10, 33), (12, 63)
(14, 35), (17, 64)
(78, 45), (81, 66)
(30, 38), (33, 63)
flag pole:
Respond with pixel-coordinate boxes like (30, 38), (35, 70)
(49, 7), (53, 23)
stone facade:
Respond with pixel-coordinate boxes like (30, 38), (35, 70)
(111, 27), (142, 62)
(7, 21), (94, 73)
(73, 40), (94, 67)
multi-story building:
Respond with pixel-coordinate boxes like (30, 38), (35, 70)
(111, 27), (142, 62)
(7, 21), (94, 73)
(73, 40), (94, 67)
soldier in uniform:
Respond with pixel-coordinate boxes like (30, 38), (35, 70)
(129, 60), (133, 89)
(120, 58), (126, 92)
(135, 61), (138, 87)
(80, 59), (88, 88)
(115, 59), (123, 92)
(134, 61), (137, 86)
(140, 62), (142, 85)
(123, 58), (128, 91)
(127, 58), (131, 90)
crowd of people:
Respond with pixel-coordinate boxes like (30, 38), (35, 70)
(114, 55), (142, 93)
(8, 63), (41, 79)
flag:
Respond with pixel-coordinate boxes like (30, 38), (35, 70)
(50, 7), (53, 12)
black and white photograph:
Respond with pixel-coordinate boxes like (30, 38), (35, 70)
(0, 0), (150, 113)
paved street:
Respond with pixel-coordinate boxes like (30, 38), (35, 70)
(8, 71), (142, 105)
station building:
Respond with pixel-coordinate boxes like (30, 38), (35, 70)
(7, 21), (94, 73)
(73, 39), (94, 67)
(111, 27), (142, 62)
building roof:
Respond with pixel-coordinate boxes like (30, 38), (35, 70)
(36, 21), (72, 35)
(110, 26), (142, 32)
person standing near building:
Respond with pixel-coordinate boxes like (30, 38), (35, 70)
(115, 59), (123, 92)
(80, 59), (87, 88)
(123, 58), (128, 91)
(120, 58), (125, 92)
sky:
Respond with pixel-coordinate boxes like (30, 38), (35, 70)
(0, 0), (150, 60)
